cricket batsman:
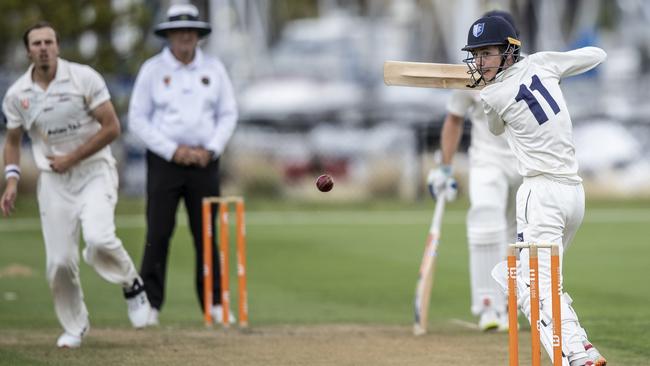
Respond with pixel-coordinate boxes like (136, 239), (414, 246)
(459, 15), (607, 366)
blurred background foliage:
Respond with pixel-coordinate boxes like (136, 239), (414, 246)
(0, 0), (154, 75)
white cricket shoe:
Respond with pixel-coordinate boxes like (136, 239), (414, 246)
(478, 307), (500, 332)
(496, 308), (511, 332)
(146, 308), (160, 327)
(583, 340), (607, 366)
(212, 305), (236, 325)
(56, 332), (82, 349)
(568, 355), (593, 366)
(123, 278), (152, 328)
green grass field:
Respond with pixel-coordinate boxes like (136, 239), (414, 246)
(1, 196), (649, 365)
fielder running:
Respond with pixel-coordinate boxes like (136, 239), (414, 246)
(1, 22), (151, 348)
(427, 10), (521, 331)
(459, 15), (607, 366)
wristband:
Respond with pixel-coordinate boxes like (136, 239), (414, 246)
(4, 164), (21, 181)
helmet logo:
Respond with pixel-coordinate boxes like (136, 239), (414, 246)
(472, 23), (485, 37)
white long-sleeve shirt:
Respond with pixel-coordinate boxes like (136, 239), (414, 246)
(480, 47), (607, 183)
(447, 90), (516, 167)
(128, 47), (238, 161)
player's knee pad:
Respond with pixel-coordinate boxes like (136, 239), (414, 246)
(467, 203), (507, 238)
(490, 261), (508, 293)
(467, 227), (506, 246)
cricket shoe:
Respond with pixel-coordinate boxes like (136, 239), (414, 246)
(583, 341), (607, 366)
(568, 352), (592, 366)
(496, 307), (516, 332)
(145, 308), (160, 327)
(478, 307), (500, 332)
(212, 305), (236, 325)
(123, 278), (152, 328)
(56, 332), (82, 349)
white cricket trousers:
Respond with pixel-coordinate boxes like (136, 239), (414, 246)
(516, 174), (585, 297)
(37, 160), (140, 337)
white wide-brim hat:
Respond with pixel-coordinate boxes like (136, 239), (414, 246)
(154, 4), (211, 38)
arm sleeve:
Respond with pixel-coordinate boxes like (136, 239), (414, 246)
(127, 62), (178, 161)
(481, 98), (506, 135)
(2, 93), (24, 129)
(206, 64), (238, 157)
(446, 90), (473, 117)
(539, 47), (607, 79)
(82, 66), (111, 110)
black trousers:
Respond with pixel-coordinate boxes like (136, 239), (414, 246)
(140, 151), (221, 311)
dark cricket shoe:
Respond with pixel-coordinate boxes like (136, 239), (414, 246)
(123, 278), (152, 328)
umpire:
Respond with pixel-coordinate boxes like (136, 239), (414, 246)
(128, 3), (238, 326)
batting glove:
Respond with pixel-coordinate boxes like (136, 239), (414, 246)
(426, 165), (457, 201)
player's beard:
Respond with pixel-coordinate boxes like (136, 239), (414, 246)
(34, 53), (52, 73)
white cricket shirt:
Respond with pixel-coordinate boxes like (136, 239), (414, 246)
(2, 58), (114, 171)
(447, 90), (516, 166)
(128, 47), (238, 161)
(480, 47), (607, 184)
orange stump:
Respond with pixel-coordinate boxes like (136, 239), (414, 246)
(202, 196), (249, 328)
(507, 246), (519, 366)
(507, 243), (562, 365)
(550, 245), (563, 364)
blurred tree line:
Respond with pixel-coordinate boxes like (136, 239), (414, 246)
(0, 0), (155, 76)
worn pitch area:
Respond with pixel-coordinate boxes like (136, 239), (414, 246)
(0, 323), (552, 366)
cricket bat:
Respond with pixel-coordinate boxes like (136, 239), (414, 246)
(413, 196), (446, 336)
(383, 61), (483, 90)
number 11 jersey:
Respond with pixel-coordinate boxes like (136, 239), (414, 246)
(480, 47), (607, 184)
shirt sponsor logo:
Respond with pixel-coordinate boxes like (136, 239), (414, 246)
(20, 99), (29, 109)
(46, 122), (82, 136)
(201, 76), (210, 86)
(164, 76), (171, 86)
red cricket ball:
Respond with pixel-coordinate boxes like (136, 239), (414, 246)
(316, 174), (334, 192)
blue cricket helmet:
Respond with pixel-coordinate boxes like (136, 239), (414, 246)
(483, 10), (520, 38)
(462, 15), (520, 52)
(461, 15), (522, 88)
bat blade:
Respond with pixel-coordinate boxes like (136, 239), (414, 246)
(413, 233), (439, 335)
(413, 197), (446, 335)
(384, 61), (482, 90)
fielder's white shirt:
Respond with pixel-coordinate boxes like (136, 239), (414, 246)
(128, 47), (238, 161)
(447, 90), (516, 166)
(2, 58), (114, 171)
(480, 47), (607, 184)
